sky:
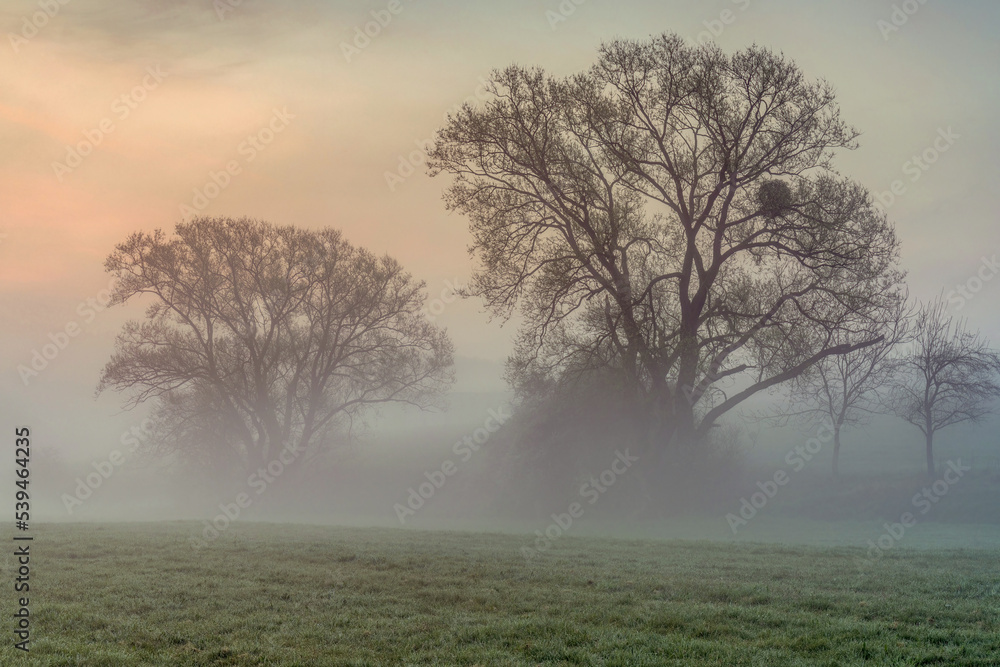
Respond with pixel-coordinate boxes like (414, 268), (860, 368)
(1, 0), (999, 466)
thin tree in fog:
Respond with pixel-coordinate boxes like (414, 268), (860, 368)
(429, 34), (904, 469)
(98, 217), (454, 475)
(890, 297), (1000, 476)
(784, 296), (912, 477)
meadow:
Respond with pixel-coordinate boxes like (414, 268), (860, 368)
(0, 522), (997, 665)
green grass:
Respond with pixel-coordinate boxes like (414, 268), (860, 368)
(1, 522), (997, 665)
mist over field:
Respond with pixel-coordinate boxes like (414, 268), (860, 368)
(24, 385), (1000, 545)
(2, 0), (1000, 664)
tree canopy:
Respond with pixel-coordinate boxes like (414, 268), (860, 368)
(891, 297), (1000, 476)
(430, 34), (904, 461)
(98, 217), (454, 473)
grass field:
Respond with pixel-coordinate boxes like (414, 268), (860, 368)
(1, 522), (998, 666)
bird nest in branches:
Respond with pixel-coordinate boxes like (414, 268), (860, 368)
(756, 180), (794, 219)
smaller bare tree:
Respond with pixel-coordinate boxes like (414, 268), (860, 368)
(785, 293), (913, 477)
(890, 297), (1000, 476)
(98, 217), (455, 477)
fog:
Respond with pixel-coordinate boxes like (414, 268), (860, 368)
(3, 0), (1000, 555)
(19, 363), (1000, 551)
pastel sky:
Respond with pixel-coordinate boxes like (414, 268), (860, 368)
(2, 0), (999, 461)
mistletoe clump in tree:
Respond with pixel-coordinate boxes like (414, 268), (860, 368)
(430, 34), (905, 475)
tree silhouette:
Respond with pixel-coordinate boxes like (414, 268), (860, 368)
(890, 297), (1000, 476)
(430, 34), (904, 474)
(785, 296), (912, 477)
(98, 217), (454, 474)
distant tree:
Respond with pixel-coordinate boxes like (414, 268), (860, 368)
(890, 297), (1000, 476)
(430, 34), (904, 473)
(784, 295), (912, 477)
(98, 217), (454, 475)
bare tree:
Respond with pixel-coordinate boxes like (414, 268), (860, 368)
(784, 296), (912, 477)
(98, 217), (454, 474)
(429, 34), (904, 471)
(891, 297), (1000, 476)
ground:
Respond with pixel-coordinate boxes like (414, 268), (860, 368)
(1, 522), (997, 665)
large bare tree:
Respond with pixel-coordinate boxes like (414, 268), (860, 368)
(890, 297), (1000, 476)
(429, 34), (904, 469)
(98, 217), (454, 474)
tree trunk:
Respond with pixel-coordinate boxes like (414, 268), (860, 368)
(832, 425), (841, 478)
(672, 398), (698, 450)
(673, 322), (701, 449)
(925, 430), (935, 477)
